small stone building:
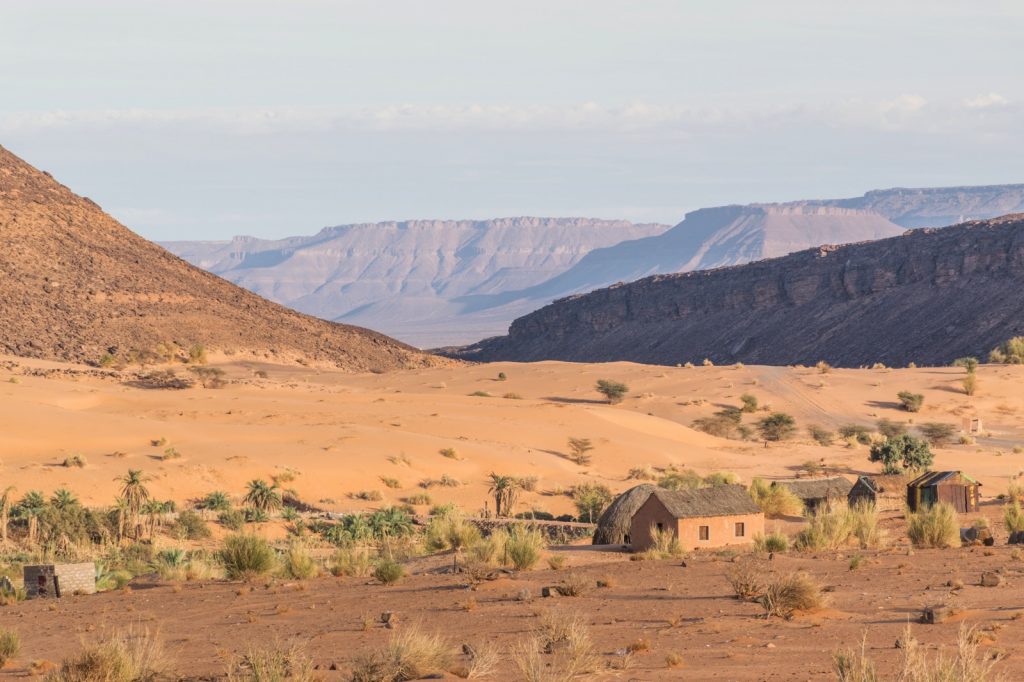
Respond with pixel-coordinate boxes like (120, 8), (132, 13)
(24, 563), (96, 598)
(847, 475), (909, 512)
(629, 485), (764, 551)
(771, 477), (853, 513)
(906, 471), (980, 513)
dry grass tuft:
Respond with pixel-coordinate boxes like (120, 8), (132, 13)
(907, 502), (960, 548)
(759, 572), (824, 619)
(45, 628), (169, 682)
(513, 611), (599, 682)
(226, 642), (315, 681)
(350, 625), (452, 682)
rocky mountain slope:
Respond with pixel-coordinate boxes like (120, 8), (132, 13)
(450, 215), (1024, 367)
(0, 144), (437, 370)
(164, 218), (668, 347)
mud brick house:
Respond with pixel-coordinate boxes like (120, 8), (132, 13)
(906, 471), (980, 513)
(847, 475), (909, 512)
(24, 563), (96, 598)
(628, 485), (763, 551)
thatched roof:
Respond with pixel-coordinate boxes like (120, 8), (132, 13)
(592, 484), (657, 545)
(771, 477), (852, 502)
(853, 474), (911, 495)
(647, 484), (760, 519)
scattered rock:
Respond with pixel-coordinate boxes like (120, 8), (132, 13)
(921, 606), (952, 624)
(980, 572), (1003, 587)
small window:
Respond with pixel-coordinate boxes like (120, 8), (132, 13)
(656, 522), (664, 532)
(699, 525), (710, 541)
(735, 522), (745, 537)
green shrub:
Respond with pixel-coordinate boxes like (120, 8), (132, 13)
(503, 526), (545, 570)
(218, 509), (246, 531)
(906, 502), (959, 548)
(424, 511), (481, 553)
(330, 547), (374, 577)
(219, 534), (276, 580)
(839, 424), (872, 445)
(703, 472), (738, 486)
(753, 531), (789, 553)
(868, 435), (933, 474)
(757, 413), (797, 443)
(373, 558), (404, 585)
(173, 510), (211, 540)
(849, 500), (884, 548)
(952, 356), (979, 373)
(795, 507), (855, 551)
(989, 337), (1024, 364)
(808, 425), (835, 446)
(897, 391), (924, 412)
(658, 468), (703, 490)
(739, 393), (758, 413)
(749, 479), (804, 518)
(962, 373), (977, 396)
(876, 418), (907, 439)
(595, 379), (629, 404)
(571, 483), (612, 523)
(198, 491), (232, 512)
(918, 422), (957, 446)
(1004, 501), (1024, 533)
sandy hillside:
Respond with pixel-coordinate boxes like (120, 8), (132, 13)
(1, 357), (1021, 514)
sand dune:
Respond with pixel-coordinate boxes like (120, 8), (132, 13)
(2, 357), (1021, 515)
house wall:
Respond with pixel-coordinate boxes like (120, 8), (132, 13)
(908, 483), (979, 513)
(676, 513), (764, 550)
(629, 496), (680, 550)
(24, 563), (96, 598)
(629, 496), (764, 551)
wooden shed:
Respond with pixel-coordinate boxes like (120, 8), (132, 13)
(629, 485), (764, 551)
(771, 477), (853, 513)
(847, 475), (909, 512)
(906, 471), (980, 513)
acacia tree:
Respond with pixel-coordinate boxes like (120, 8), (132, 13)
(757, 413), (797, 447)
(869, 435), (934, 474)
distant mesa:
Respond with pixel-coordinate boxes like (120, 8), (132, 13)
(447, 213), (1024, 368)
(0, 144), (437, 371)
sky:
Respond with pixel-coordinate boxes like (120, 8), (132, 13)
(2, 1), (1023, 241)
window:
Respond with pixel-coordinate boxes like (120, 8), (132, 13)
(699, 525), (709, 541)
(656, 522), (664, 532)
(735, 522), (745, 537)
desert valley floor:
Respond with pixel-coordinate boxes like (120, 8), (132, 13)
(2, 357), (1024, 679)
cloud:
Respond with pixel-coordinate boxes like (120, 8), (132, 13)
(0, 95), (1019, 138)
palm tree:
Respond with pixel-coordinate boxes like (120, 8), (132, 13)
(199, 491), (231, 513)
(243, 479), (282, 513)
(118, 469), (151, 539)
(142, 500), (164, 539)
(0, 486), (15, 544)
(112, 498), (128, 543)
(50, 488), (79, 511)
(16, 491), (46, 546)
(487, 474), (522, 518)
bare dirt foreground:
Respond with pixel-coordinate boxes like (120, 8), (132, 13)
(1, 357), (1024, 679)
(5, 540), (1024, 679)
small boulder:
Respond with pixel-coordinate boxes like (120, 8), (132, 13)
(922, 606), (952, 624)
(980, 572), (1003, 587)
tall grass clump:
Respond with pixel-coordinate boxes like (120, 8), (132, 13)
(1004, 500), (1024, 533)
(753, 531), (789, 553)
(0, 629), (19, 667)
(759, 572), (824, 618)
(373, 558), (404, 585)
(906, 502), (959, 549)
(635, 525), (683, 560)
(749, 478), (804, 518)
(424, 510), (481, 554)
(513, 611), (599, 682)
(350, 625), (452, 682)
(849, 500), (885, 549)
(330, 546), (374, 577)
(281, 542), (319, 580)
(46, 628), (169, 682)
(219, 534), (277, 580)
(502, 525), (545, 571)
(226, 643), (315, 682)
(794, 506), (855, 551)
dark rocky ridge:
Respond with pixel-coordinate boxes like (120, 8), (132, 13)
(449, 215), (1024, 367)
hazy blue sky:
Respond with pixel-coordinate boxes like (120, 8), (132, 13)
(2, 1), (1022, 240)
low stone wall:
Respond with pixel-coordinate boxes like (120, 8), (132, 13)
(24, 563), (96, 598)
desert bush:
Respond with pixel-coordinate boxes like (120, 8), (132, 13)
(424, 511), (481, 553)
(952, 356), (979, 373)
(0, 628), (19, 667)
(749, 478), (804, 518)
(187, 344), (207, 364)
(816, 360), (832, 374)
(514, 611), (599, 681)
(466, 532), (505, 566)
(547, 555), (567, 570)
(877, 418), (908, 439)
(1004, 501), (1024, 533)
(595, 379), (629, 404)
(404, 493), (432, 506)
(281, 542), (319, 580)
(739, 393), (758, 412)
(918, 422), (957, 446)
(849, 500), (885, 548)
(627, 466), (656, 481)
(726, 560), (764, 600)
(795, 507), (855, 551)
(571, 483), (612, 523)
(438, 448), (460, 460)
(962, 374), (978, 396)
(692, 414), (744, 439)
(635, 525), (683, 560)
(462, 641), (501, 679)
(703, 471), (738, 486)
(897, 391), (924, 412)
(503, 525), (545, 570)
(219, 509), (246, 531)
(199, 491), (232, 512)
(832, 634), (877, 682)
(658, 467), (703, 490)
(189, 366), (226, 389)
(226, 643), (314, 682)
(350, 625), (452, 682)
(373, 558), (404, 585)
(757, 412), (797, 444)
(220, 534), (276, 580)
(380, 477), (401, 489)
(906, 502), (959, 548)
(329, 547), (374, 577)
(46, 628), (169, 682)
(173, 510), (211, 540)
(352, 490), (384, 502)
(753, 531), (789, 553)
(808, 425), (835, 446)
(554, 572), (591, 597)
(566, 437), (594, 465)
(468, 391), (492, 398)
(869, 435), (934, 474)
(62, 455), (87, 468)
(839, 424), (873, 445)
(990, 336), (1024, 364)
(502, 392), (522, 400)
(837, 624), (1002, 682)
(759, 572), (824, 618)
